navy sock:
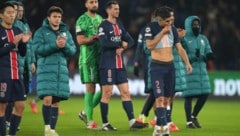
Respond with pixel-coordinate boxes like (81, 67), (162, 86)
(0, 116), (6, 136)
(5, 102), (14, 122)
(141, 93), (155, 117)
(100, 102), (108, 124)
(50, 107), (59, 129)
(166, 107), (171, 123)
(122, 101), (134, 120)
(42, 105), (51, 125)
(9, 114), (21, 135)
(155, 107), (167, 126)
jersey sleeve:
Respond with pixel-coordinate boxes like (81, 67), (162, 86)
(172, 26), (180, 45)
(144, 23), (154, 40)
(134, 28), (145, 62)
(75, 15), (86, 35)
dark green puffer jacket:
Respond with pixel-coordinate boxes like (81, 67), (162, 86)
(173, 47), (187, 92)
(181, 16), (212, 97)
(32, 19), (76, 100)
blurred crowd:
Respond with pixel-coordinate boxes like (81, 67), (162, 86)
(22, 0), (239, 77)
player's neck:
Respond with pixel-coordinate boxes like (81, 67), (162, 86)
(107, 17), (116, 24)
(87, 11), (96, 18)
(1, 22), (12, 29)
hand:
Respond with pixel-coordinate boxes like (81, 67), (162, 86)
(161, 25), (171, 35)
(133, 66), (139, 77)
(116, 47), (124, 55)
(177, 28), (185, 39)
(31, 63), (36, 73)
(91, 35), (99, 41)
(22, 32), (32, 43)
(206, 53), (216, 61)
(13, 34), (23, 45)
(121, 41), (128, 49)
(186, 63), (193, 74)
(56, 36), (66, 48)
(195, 48), (200, 57)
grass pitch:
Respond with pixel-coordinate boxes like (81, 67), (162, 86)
(17, 96), (239, 136)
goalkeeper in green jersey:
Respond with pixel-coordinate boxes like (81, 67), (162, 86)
(75, 0), (102, 129)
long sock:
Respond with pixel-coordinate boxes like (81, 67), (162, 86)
(92, 91), (102, 108)
(50, 107), (59, 129)
(141, 92), (155, 117)
(192, 94), (208, 117)
(84, 92), (94, 121)
(100, 102), (108, 124)
(9, 114), (21, 135)
(184, 97), (193, 122)
(122, 101), (134, 120)
(0, 116), (6, 136)
(42, 105), (51, 125)
(5, 102), (14, 122)
(155, 107), (167, 126)
(166, 105), (171, 123)
(170, 101), (173, 119)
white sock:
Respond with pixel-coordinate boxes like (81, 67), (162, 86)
(129, 119), (136, 126)
(45, 125), (50, 130)
(103, 122), (109, 127)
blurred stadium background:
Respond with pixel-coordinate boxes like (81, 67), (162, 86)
(19, 0), (240, 97)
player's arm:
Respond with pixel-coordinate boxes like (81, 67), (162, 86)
(75, 20), (98, 45)
(0, 43), (15, 57)
(176, 42), (192, 74)
(32, 29), (59, 57)
(98, 24), (121, 48)
(134, 29), (144, 63)
(62, 31), (76, 57)
(76, 34), (98, 46)
(121, 32), (134, 49)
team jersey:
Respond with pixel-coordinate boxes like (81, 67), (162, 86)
(0, 25), (26, 80)
(134, 26), (151, 71)
(75, 12), (102, 64)
(98, 20), (134, 69)
(145, 22), (179, 49)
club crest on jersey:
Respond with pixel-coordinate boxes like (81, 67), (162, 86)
(99, 27), (104, 35)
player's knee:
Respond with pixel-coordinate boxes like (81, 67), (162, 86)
(120, 91), (131, 101)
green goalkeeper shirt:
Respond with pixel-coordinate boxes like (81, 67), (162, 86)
(75, 12), (102, 65)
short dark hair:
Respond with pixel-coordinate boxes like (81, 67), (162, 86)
(0, 2), (14, 13)
(163, 6), (174, 13)
(105, 0), (118, 10)
(5, 0), (20, 6)
(47, 6), (63, 17)
(155, 7), (171, 19)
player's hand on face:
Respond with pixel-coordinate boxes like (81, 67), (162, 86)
(161, 25), (171, 34)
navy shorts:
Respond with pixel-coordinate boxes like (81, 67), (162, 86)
(0, 79), (26, 102)
(150, 60), (175, 98)
(99, 68), (128, 85)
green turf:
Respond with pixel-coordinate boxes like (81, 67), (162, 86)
(17, 96), (239, 136)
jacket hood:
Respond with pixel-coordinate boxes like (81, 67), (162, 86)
(42, 18), (68, 32)
(184, 16), (201, 36)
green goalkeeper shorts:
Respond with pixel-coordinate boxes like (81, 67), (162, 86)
(79, 63), (99, 83)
